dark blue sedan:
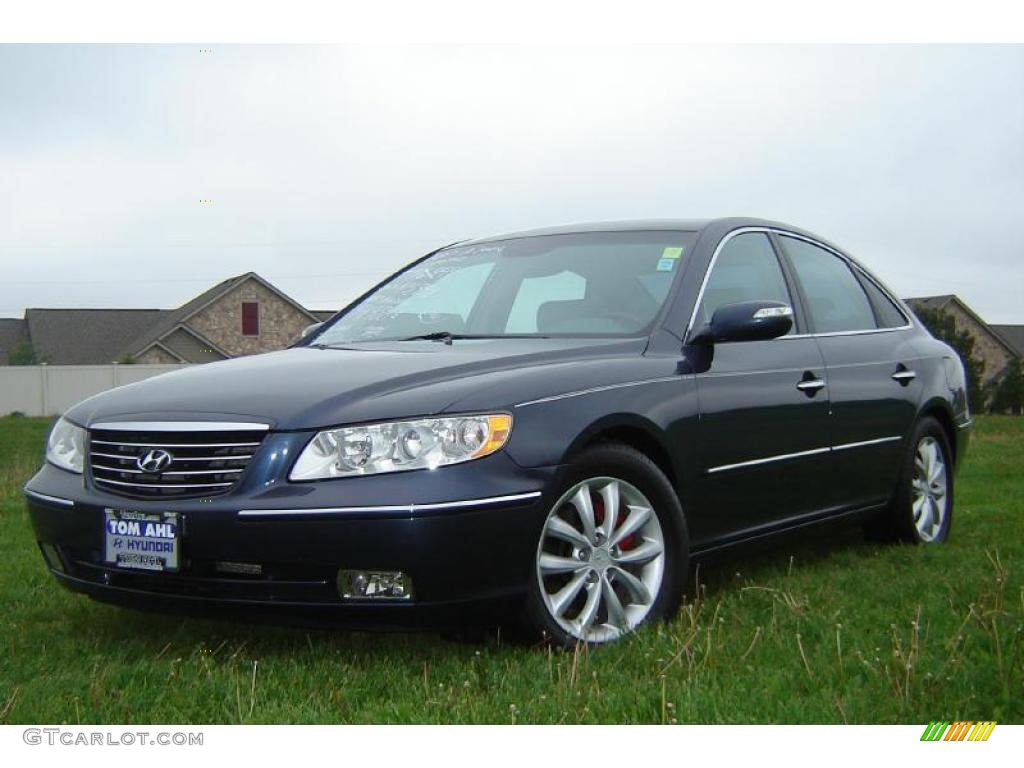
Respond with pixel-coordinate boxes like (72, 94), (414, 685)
(25, 218), (970, 646)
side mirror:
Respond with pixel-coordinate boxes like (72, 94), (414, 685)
(690, 301), (793, 344)
(300, 322), (323, 340)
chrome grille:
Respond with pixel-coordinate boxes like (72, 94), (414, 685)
(88, 424), (267, 499)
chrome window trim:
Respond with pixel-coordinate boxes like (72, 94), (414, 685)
(90, 421), (271, 432)
(515, 376), (684, 408)
(707, 435), (902, 474)
(24, 489), (75, 507)
(685, 226), (914, 341)
(237, 490), (543, 518)
(776, 326), (912, 340)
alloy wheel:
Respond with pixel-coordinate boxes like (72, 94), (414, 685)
(535, 476), (665, 644)
(911, 436), (948, 542)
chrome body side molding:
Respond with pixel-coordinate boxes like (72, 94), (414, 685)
(707, 436), (902, 475)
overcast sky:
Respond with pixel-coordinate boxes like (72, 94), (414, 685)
(1, 44), (1021, 322)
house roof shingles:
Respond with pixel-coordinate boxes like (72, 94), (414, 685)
(992, 325), (1024, 358)
(0, 318), (28, 364)
(24, 309), (167, 365)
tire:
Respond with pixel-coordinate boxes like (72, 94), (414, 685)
(865, 416), (954, 544)
(523, 443), (689, 647)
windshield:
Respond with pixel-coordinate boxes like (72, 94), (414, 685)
(313, 230), (697, 345)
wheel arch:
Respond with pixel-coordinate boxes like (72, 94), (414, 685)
(916, 397), (958, 463)
(562, 414), (679, 491)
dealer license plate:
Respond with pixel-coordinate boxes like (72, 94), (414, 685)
(103, 509), (181, 572)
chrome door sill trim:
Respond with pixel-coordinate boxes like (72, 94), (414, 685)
(238, 491), (543, 518)
(24, 489), (75, 507)
(91, 421), (271, 432)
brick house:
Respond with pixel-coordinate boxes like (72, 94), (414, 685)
(0, 273), (336, 365)
(905, 294), (1020, 385)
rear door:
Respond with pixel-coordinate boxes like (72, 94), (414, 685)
(776, 234), (921, 510)
(690, 231), (833, 545)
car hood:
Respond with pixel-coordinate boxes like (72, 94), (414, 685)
(65, 338), (650, 431)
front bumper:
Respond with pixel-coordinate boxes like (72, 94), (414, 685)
(25, 452), (558, 627)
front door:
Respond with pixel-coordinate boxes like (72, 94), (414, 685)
(689, 232), (833, 547)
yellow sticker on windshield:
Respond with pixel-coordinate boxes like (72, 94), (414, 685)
(662, 246), (684, 259)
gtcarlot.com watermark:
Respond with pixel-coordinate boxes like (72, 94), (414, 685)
(23, 728), (203, 747)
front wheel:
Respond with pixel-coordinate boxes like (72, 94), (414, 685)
(867, 416), (954, 544)
(524, 444), (688, 647)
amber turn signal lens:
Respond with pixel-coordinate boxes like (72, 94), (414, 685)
(474, 414), (513, 459)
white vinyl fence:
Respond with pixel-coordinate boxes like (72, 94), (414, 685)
(0, 364), (189, 417)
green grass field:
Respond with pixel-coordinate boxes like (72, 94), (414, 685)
(0, 415), (1020, 724)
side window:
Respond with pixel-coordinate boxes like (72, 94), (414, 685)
(858, 273), (908, 328)
(506, 270), (587, 332)
(781, 237), (877, 333)
(697, 233), (793, 327)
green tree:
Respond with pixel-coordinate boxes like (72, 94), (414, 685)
(989, 358), (1024, 415)
(8, 338), (39, 365)
(914, 307), (988, 413)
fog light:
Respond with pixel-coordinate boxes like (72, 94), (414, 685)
(39, 543), (66, 574)
(338, 569), (413, 600)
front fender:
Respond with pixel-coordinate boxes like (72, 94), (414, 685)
(503, 372), (698, 473)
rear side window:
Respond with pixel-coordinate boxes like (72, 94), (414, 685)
(697, 233), (794, 327)
(858, 273), (908, 328)
(780, 237), (876, 333)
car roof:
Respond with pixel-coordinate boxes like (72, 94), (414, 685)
(459, 217), (832, 247)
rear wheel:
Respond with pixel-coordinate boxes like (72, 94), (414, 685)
(524, 444), (688, 647)
(866, 416), (953, 544)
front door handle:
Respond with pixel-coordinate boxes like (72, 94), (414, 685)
(797, 373), (827, 395)
(892, 367), (917, 385)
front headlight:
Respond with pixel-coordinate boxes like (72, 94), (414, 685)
(290, 414), (512, 480)
(46, 417), (86, 474)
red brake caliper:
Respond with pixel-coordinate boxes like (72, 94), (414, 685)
(595, 492), (636, 550)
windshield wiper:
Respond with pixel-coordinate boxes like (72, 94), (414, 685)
(401, 330), (460, 345)
(398, 332), (549, 345)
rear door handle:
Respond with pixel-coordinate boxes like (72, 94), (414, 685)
(892, 369), (917, 385)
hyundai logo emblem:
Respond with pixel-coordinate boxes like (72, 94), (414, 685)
(137, 448), (174, 473)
